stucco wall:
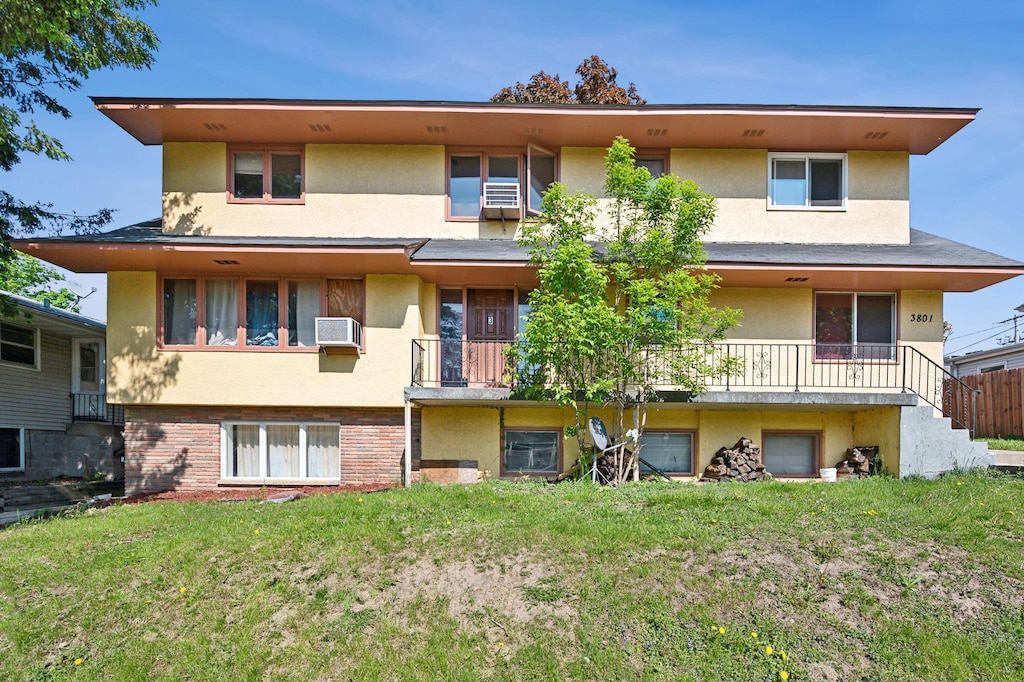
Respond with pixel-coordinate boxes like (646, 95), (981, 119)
(106, 271), (425, 408)
(161, 143), (909, 244)
(673, 149), (910, 244)
(421, 403), (895, 480)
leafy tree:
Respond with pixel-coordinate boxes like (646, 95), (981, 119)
(0, 251), (80, 311)
(491, 55), (645, 105)
(516, 137), (739, 484)
(0, 0), (159, 265)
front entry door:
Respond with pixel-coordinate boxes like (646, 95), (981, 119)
(466, 289), (514, 385)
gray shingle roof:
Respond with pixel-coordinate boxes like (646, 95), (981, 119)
(30, 220), (1023, 270)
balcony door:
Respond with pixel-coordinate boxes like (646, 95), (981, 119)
(466, 289), (514, 386)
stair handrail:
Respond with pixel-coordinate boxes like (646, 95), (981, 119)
(900, 345), (980, 436)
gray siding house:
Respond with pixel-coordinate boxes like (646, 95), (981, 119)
(1, 291), (123, 481)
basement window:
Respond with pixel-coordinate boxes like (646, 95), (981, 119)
(502, 429), (561, 476)
(762, 431), (820, 477)
(637, 430), (694, 475)
(222, 422), (340, 480)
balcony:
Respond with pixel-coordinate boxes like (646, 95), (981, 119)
(409, 340), (978, 433)
(71, 393), (125, 426)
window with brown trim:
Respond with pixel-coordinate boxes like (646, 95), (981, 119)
(161, 277), (362, 350)
(635, 152), (668, 179)
(447, 146), (557, 220)
(229, 147), (304, 203)
(637, 430), (694, 475)
(762, 431), (820, 477)
(502, 428), (561, 476)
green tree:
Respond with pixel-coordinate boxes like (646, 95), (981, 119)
(491, 55), (645, 105)
(0, 251), (80, 310)
(516, 137), (739, 484)
(0, 0), (158, 264)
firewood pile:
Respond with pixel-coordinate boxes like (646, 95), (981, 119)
(832, 446), (880, 479)
(699, 437), (772, 482)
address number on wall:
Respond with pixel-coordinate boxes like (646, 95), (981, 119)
(909, 314), (934, 323)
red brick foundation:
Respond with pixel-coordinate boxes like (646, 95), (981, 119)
(124, 406), (422, 494)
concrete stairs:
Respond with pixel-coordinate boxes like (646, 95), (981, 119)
(899, 405), (992, 478)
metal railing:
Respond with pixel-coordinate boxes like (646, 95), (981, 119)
(409, 340), (979, 434)
(71, 393), (125, 426)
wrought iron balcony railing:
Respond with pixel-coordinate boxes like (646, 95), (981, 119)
(410, 340), (979, 434)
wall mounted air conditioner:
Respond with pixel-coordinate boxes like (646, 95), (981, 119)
(482, 182), (521, 219)
(315, 317), (363, 352)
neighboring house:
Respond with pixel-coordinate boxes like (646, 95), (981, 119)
(946, 341), (1024, 377)
(15, 99), (1024, 492)
(0, 291), (124, 481)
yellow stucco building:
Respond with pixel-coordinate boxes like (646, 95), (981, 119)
(17, 100), (1024, 492)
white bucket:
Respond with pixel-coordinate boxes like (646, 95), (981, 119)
(819, 467), (837, 482)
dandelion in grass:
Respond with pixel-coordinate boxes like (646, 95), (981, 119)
(780, 671), (789, 680)
(751, 632), (758, 638)
(180, 587), (186, 593)
(358, 498), (364, 503)
(254, 530), (259, 535)
(74, 659), (83, 666)
(711, 518), (718, 524)
(718, 627), (726, 634)
(780, 650), (788, 660)
(765, 645), (773, 655)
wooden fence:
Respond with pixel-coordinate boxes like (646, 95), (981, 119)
(952, 367), (1024, 438)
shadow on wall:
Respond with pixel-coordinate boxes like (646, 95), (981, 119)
(163, 192), (211, 235)
(126, 422), (189, 494)
(109, 327), (182, 404)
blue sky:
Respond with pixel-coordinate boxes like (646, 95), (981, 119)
(8, 0), (1024, 355)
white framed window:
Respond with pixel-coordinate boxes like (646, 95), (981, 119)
(768, 153), (846, 209)
(638, 430), (694, 475)
(0, 427), (25, 471)
(0, 321), (39, 370)
(221, 422), (341, 481)
(502, 429), (561, 475)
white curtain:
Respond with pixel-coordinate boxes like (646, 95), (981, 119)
(306, 425), (340, 478)
(290, 280), (320, 347)
(232, 425), (260, 477)
(267, 425), (300, 478)
(205, 279), (238, 345)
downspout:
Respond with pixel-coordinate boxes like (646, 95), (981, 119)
(404, 397), (413, 488)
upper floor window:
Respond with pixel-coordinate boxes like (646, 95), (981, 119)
(161, 277), (363, 350)
(230, 147), (304, 203)
(0, 321), (39, 369)
(769, 153), (846, 209)
(635, 153), (668, 179)
(447, 145), (557, 220)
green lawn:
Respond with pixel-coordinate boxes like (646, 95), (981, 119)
(1, 472), (1022, 681)
(979, 436), (1024, 451)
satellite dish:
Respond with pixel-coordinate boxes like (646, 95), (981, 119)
(589, 417), (609, 451)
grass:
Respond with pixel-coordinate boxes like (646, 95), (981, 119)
(1, 472), (1022, 681)
(979, 435), (1024, 451)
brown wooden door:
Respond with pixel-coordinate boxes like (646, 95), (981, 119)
(466, 289), (513, 385)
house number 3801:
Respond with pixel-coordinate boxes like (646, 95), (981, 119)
(909, 314), (933, 323)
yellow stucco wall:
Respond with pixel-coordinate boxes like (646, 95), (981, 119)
(106, 271), (425, 407)
(672, 149), (910, 244)
(421, 403), (897, 480)
(162, 144), (909, 244)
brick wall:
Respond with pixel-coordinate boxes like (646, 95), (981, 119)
(124, 406), (422, 494)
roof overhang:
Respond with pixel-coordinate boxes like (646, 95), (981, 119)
(91, 98), (979, 155)
(14, 238), (1021, 294)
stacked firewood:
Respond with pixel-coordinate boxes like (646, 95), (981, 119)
(833, 446), (880, 479)
(699, 437), (772, 482)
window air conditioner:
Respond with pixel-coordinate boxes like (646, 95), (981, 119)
(315, 317), (363, 351)
(482, 182), (521, 219)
